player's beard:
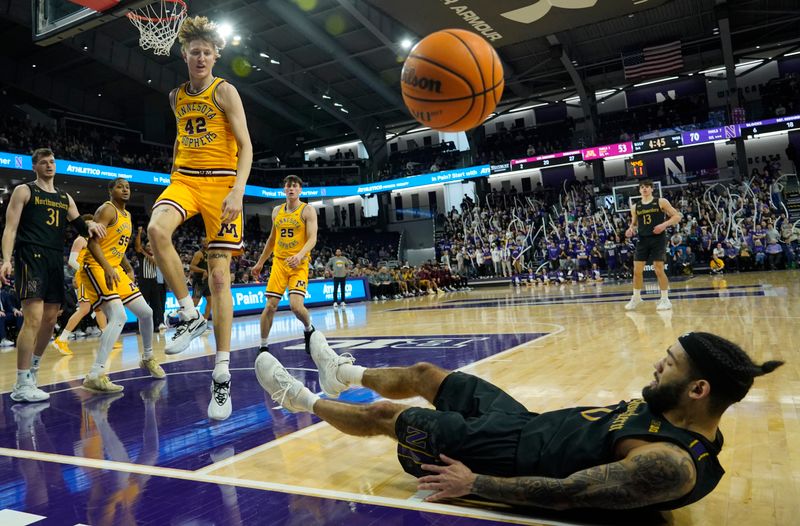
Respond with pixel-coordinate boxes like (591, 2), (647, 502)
(642, 378), (690, 414)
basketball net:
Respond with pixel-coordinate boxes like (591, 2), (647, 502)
(127, 0), (187, 56)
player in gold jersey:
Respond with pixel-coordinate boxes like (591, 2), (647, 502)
(147, 16), (252, 420)
(52, 214), (111, 356)
(82, 178), (165, 393)
(252, 175), (318, 355)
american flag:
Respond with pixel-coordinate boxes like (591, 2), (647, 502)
(622, 41), (683, 79)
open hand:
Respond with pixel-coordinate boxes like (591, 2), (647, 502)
(417, 454), (476, 502)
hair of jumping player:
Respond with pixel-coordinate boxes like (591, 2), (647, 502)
(679, 332), (783, 415)
(31, 148), (54, 164)
(178, 16), (225, 58)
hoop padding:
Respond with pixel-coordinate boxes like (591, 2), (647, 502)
(127, 0), (187, 56)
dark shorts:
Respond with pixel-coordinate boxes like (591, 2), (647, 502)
(191, 277), (210, 299)
(14, 244), (65, 305)
(395, 372), (535, 478)
(635, 235), (667, 262)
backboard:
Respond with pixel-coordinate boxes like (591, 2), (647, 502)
(32, 0), (149, 45)
(612, 181), (662, 213)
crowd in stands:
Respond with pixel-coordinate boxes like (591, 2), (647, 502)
(385, 140), (464, 179)
(436, 164), (798, 285)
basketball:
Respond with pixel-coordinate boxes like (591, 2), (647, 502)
(401, 29), (504, 132)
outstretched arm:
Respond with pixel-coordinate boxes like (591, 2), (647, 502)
(418, 442), (696, 510)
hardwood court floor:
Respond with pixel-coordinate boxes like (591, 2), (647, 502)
(0, 271), (796, 525)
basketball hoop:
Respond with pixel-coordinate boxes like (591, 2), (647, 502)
(127, 0), (187, 56)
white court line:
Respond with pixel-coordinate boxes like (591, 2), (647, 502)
(199, 325), (566, 474)
(0, 446), (585, 526)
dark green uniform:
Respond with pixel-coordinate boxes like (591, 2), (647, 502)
(634, 199), (667, 262)
(396, 372), (724, 511)
(14, 182), (70, 303)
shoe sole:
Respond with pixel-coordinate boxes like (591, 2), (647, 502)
(10, 393), (50, 403)
(165, 320), (207, 355)
(82, 384), (124, 394)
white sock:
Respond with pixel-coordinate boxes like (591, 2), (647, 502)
(178, 296), (198, 320)
(213, 352), (230, 382)
(298, 388), (320, 413)
(31, 355), (41, 369)
(336, 364), (366, 387)
(58, 330), (72, 342)
(93, 301), (126, 376)
(260, 338), (269, 347)
(89, 363), (104, 377)
(143, 348), (153, 360)
(16, 370), (30, 385)
(632, 289), (641, 299)
(660, 290), (669, 300)
(304, 324), (314, 332)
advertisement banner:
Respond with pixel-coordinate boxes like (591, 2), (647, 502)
(0, 151), (489, 201)
(123, 277), (369, 324)
(636, 144), (717, 179)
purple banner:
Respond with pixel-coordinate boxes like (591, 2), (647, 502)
(682, 125), (740, 145)
(535, 103), (568, 124)
(778, 57), (800, 76)
(636, 144), (717, 178)
(626, 77), (706, 107)
(541, 164), (576, 188)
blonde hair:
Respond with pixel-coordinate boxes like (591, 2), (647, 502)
(178, 16), (225, 57)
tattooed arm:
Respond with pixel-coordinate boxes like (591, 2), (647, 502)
(418, 442), (696, 510)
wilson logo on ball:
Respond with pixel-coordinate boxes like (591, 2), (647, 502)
(402, 68), (443, 93)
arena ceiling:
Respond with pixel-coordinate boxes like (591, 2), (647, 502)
(1, 0), (799, 156)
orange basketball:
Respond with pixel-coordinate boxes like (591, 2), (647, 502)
(401, 29), (504, 132)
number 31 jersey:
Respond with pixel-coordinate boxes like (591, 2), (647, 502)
(173, 77), (238, 176)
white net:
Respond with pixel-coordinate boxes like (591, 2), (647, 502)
(127, 0), (187, 56)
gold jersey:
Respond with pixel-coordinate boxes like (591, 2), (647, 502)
(173, 77), (238, 176)
(273, 202), (308, 260)
(85, 202), (132, 268)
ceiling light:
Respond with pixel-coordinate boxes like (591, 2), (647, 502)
(334, 102), (342, 107)
(340, 108), (349, 113)
(633, 76), (679, 87)
(32, 64), (36, 68)
(270, 59), (280, 64)
(232, 35), (242, 46)
(401, 39), (412, 49)
(218, 23), (234, 39)
(147, 79), (152, 83)
(322, 94), (331, 99)
(259, 52), (269, 58)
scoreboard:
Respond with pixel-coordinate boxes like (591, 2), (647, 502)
(632, 134), (682, 152)
(626, 159), (648, 178)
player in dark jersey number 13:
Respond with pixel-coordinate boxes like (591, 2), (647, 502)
(625, 179), (682, 311)
(254, 330), (782, 511)
(0, 148), (106, 403)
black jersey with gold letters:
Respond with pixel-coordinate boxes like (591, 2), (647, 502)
(635, 199), (665, 237)
(16, 182), (70, 251)
(516, 398), (724, 510)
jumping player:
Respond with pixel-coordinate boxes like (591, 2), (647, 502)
(251, 175), (318, 355)
(625, 180), (682, 311)
(146, 16), (253, 420)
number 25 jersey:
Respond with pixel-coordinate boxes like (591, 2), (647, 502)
(84, 203), (131, 269)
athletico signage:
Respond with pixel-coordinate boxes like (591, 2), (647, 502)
(123, 277), (369, 324)
(0, 151), (488, 200)
(366, 0), (670, 46)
